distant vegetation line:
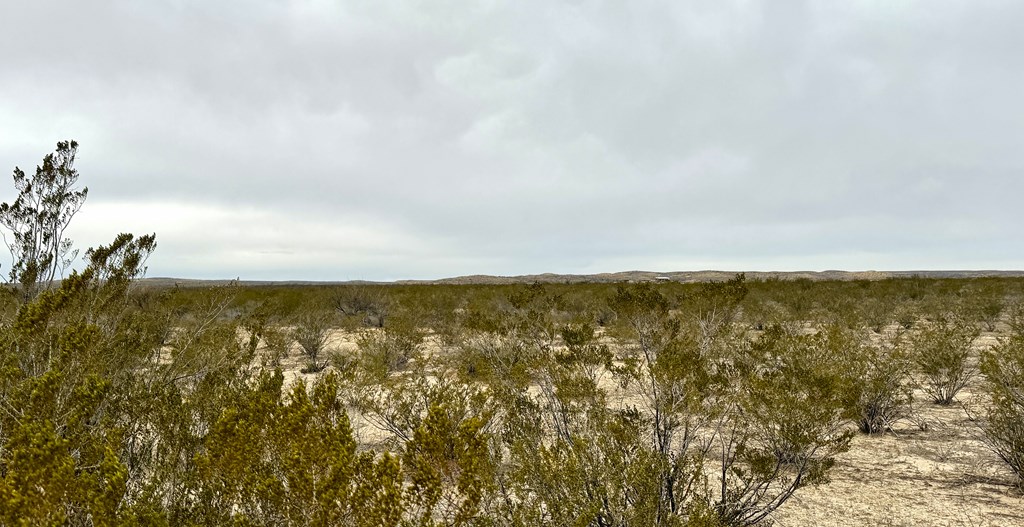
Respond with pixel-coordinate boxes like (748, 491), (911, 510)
(142, 269), (1024, 287)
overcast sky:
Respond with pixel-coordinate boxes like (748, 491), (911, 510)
(1, 1), (1022, 280)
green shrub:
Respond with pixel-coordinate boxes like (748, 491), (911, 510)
(911, 316), (979, 405)
(292, 308), (335, 372)
(356, 316), (426, 378)
(259, 324), (292, 368)
(0, 231), (160, 524)
(0, 140), (89, 302)
(187, 371), (404, 525)
(333, 285), (389, 327)
(403, 404), (495, 526)
(979, 335), (1024, 486)
(723, 325), (854, 525)
(848, 334), (914, 434)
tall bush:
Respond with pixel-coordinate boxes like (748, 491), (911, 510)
(848, 334), (914, 434)
(979, 335), (1024, 487)
(911, 315), (979, 405)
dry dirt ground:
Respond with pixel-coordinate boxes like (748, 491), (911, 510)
(772, 331), (1022, 527)
(770, 393), (1021, 526)
(278, 328), (1023, 527)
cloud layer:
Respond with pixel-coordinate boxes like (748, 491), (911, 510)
(1, 1), (1022, 280)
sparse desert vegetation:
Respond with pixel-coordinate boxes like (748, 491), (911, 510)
(2, 145), (1024, 526)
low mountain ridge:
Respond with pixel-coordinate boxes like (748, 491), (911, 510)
(140, 269), (1024, 287)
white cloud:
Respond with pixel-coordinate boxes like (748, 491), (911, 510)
(1, 0), (1023, 279)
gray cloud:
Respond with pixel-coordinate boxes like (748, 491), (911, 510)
(1, 0), (1022, 280)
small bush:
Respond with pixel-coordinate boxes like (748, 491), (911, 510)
(859, 298), (896, 334)
(333, 286), (388, 327)
(299, 362), (326, 374)
(723, 324), (855, 526)
(257, 326), (290, 368)
(328, 350), (358, 379)
(895, 305), (919, 330)
(357, 317), (425, 378)
(291, 309), (334, 372)
(911, 316), (979, 405)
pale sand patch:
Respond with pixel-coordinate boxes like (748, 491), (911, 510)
(277, 328), (360, 387)
(772, 395), (1021, 525)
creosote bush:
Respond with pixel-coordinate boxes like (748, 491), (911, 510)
(979, 334), (1024, 487)
(0, 140), (88, 302)
(476, 282), (852, 527)
(356, 315), (426, 378)
(911, 315), (979, 405)
(292, 308), (334, 373)
(848, 334), (914, 434)
(187, 371), (404, 526)
(334, 285), (389, 327)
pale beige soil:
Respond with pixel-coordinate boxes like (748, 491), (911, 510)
(770, 395), (1021, 526)
(773, 329), (1022, 527)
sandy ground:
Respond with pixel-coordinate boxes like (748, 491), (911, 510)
(772, 331), (1023, 527)
(770, 395), (1022, 526)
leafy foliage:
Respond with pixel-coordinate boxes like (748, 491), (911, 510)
(846, 333), (914, 434)
(0, 140), (88, 301)
(979, 334), (1024, 486)
(911, 315), (979, 405)
(292, 307), (335, 373)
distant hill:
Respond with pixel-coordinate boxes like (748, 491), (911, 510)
(399, 270), (1024, 285)
(138, 270), (1024, 288)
